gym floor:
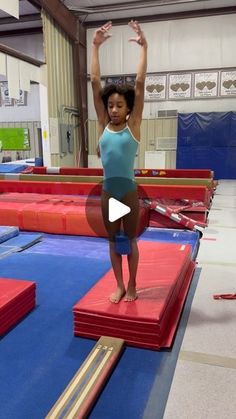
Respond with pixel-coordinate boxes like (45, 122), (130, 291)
(162, 179), (236, 419)
(0, 180), (235, 419)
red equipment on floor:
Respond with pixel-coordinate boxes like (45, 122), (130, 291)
(73, 241), (196, 350)
(148, 200), (207, 233)
(0, 278), (36, 336)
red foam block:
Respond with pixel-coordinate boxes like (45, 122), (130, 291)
(73, 241), (195, 350)
(0, 278), (36, 335)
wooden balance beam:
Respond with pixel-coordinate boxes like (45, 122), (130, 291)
(46, 336), (124, 419)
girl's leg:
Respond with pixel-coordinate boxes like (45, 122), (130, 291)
(122, 189), (140, 301)
(125, 238), (139, 301)
(108, 241), (126, 303)
(101, 191), (125, 303)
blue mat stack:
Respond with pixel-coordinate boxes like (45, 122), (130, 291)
(0, 226), (42, 258)
(0, 163), (28, 173)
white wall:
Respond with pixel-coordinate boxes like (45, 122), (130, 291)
(143, 98), (236, 118)
(87, 14), (236, 118)
(87, 15), (236, 74)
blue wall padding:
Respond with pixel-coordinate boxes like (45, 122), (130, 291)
(0, 226), (19, 243)
(177, 112), (236, 179)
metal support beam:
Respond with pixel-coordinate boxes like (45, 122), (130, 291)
(0, 43), (44, 66)
(73, 23), (88, 167)
(28, 0), (78, 40)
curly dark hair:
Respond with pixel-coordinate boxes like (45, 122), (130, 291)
(101, 83), (135, 113)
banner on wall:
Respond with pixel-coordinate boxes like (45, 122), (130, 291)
(0, 82), (27, 106)
(15, 89), (27, 106)
(104, 75), (136, 87)
(168, 73), (192, 100)
(100, 68), (236, 101)
(104, 76), (124, 85)
(220, 70), (236, 97)
(0, 82), (13, 106)
(145, 75), (167, 101)
(124, 75), (136, 86)
(194, 71), (218, 98)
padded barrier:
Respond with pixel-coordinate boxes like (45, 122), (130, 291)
(46, 336), (124, 419)
(0, 194), (148, 237)
(33, 167), (213, 178)
(73, 241), (196, 350)
(0, 278), (36, 336)
(177, 112), (236, 179)
(0, 181), (211, 205)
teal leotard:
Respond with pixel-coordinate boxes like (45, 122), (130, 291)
(99, 124), (139, 200)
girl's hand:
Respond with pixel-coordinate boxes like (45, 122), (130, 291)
(128, 20), (147, 47)
(92, 21), (112, 46)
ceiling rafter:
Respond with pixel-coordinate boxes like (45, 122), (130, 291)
(0, 13), (41, 25)
(67, 0), (211, 14)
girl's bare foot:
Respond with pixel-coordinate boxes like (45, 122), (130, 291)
(124, 284), (137, 302)
(109, 286), (126, 303)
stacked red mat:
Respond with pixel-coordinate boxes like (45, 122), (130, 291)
(73, 241), (195, 350)
(0, 278), (36, 336)
(0, 193), (149, 237)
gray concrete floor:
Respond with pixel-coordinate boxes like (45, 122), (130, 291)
(163, 180), (236, 419)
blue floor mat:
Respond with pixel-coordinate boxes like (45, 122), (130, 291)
(0, 246), (18, 258)
(0, 251), (170, 419)
(0, 226), (19, 244)
(0, 234), (200, 419)
(24, 233), (109, 259)
(0, 231), (42, 259)
(0, 232), (42, 250)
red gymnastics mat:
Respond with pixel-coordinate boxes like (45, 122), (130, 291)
(0, 278), (36, 336)
(73, 241), (196, 350)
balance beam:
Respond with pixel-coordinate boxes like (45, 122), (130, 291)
(46, 336), (124, 419)
(0, 173), (213, 188)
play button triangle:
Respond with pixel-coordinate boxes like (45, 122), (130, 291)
(108, 198), (131, 222)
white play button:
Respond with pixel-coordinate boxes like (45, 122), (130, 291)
(108, 198), (131, 222)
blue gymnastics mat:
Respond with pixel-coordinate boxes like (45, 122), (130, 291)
(1, 232), (43, 250)
(0, 246), (19, 258)
(0, 226), (19, 243)
(0, 163), (28, 173)
(0, 246), (200, 419)
(0, 232), (42, 259)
